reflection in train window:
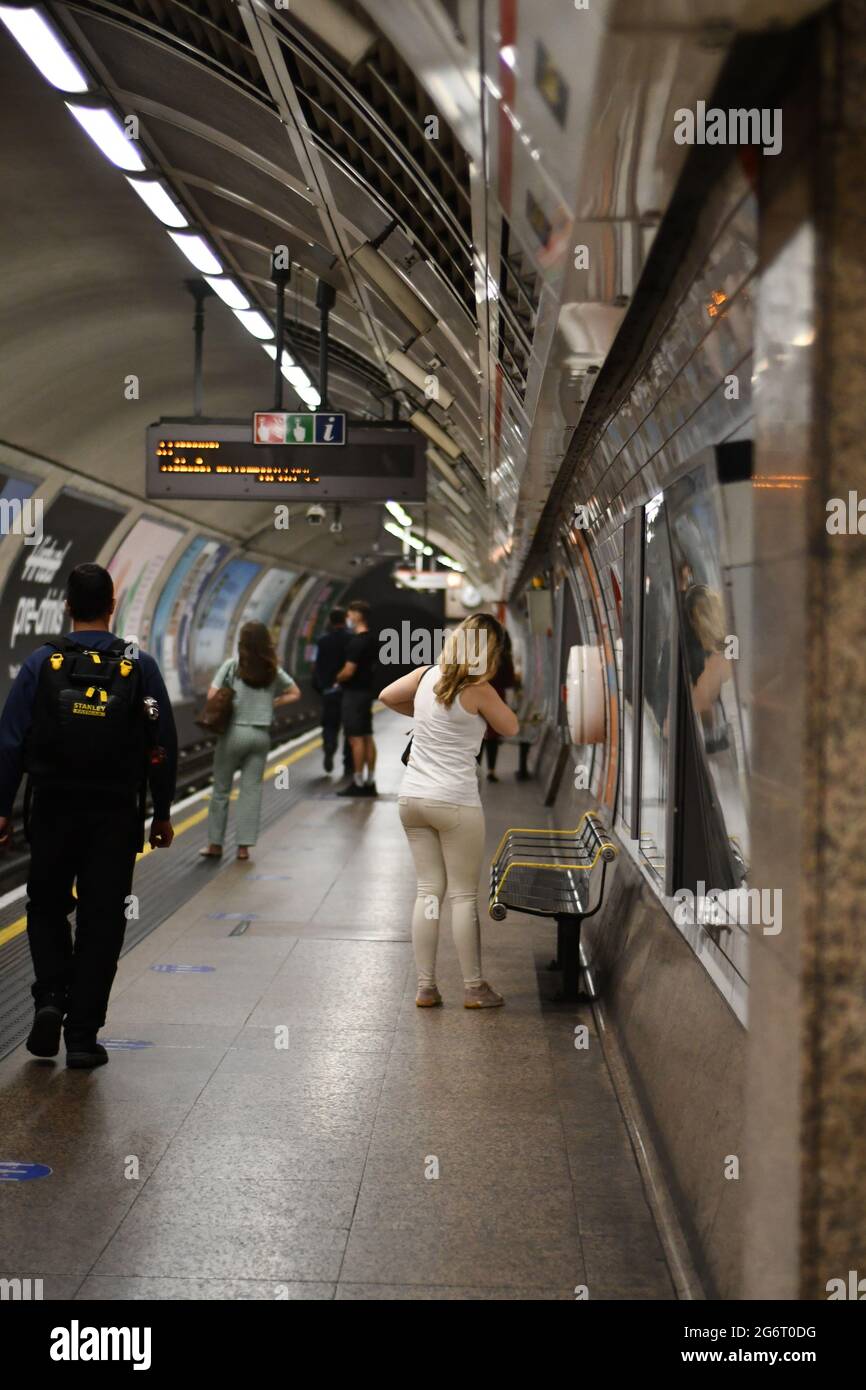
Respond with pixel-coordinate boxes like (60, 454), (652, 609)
(620, 515), (640, 835)
(666, 461), (750, 883)
(639, 493), (676, 886)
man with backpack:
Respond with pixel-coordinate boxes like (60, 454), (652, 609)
(0, 563), (178, 1069)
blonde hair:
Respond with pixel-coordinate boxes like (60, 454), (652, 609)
(433, 613), (503, 708)
(686, 586), (727, 654)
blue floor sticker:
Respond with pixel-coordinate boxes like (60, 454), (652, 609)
(207, 912), (259, 920)
(150, 964), (215, 973)
(101, 1040), (155, 1049)
(0, 1161), (52, 1182)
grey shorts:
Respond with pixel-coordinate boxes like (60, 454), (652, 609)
(342, 689), (373, 737)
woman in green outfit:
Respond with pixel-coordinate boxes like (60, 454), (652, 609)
(200, 621), (301, 862)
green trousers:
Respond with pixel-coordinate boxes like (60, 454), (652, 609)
(207, 723), (271, 847)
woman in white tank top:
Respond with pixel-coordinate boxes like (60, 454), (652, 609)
(380, 614), (519, 1009)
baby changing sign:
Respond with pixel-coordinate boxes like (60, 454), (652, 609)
(253, 412), (345, 446)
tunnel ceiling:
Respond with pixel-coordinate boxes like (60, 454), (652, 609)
(0, 0), (826, 588)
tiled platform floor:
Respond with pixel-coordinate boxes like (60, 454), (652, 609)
(0, 714), (675, 1300)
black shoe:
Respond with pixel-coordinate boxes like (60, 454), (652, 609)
(26, 998), (65, 1058)
(337, 782), (366, 797)
(323, 751), (334, 772)
(363, 782), (378, 797)
(65, 1035), (109, 1069)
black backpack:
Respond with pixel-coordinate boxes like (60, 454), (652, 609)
(24, 637), (148, 798)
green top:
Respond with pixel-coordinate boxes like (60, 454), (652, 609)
(213, 658), (296, 727)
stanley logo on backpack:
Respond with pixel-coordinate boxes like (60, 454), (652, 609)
(24, 638), (150, 794)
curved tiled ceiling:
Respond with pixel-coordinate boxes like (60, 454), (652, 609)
(43, 0), (486, 578)
(1, 0), (827, 591)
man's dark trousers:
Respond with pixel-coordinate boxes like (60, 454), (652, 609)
(26, 792), (140, 1035)
(320, 688), (343, 760)
(320, 688), (353, 774)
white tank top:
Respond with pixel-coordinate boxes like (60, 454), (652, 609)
(400, 666), (485, 806)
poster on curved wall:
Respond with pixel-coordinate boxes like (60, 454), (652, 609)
(148, 536), (229, 703)
(291, 578), (340, 686)
(190, 556), (262, 690)
(0, 487), (124, 706)
(107, 515), (186, 647)
(237, 568), (297, 633)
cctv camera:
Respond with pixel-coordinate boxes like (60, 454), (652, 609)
(306, 503), (326, 526)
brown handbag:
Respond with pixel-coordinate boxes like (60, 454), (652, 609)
(195, 661), (236, 735)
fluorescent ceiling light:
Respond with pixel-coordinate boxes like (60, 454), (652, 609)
(262, 344), (297, 370)
(409, 410), (461, 460)
(383, 520), (428, 552)
(385, 500), (413, 529)
(386, 348), (453, 411)
(65, 102), (146, 172)
(383, 521), (408, 544)
(234, 308), (273, 340)
(289, 0), (375, 68)
(167, 231), (222, 275)
(352, 243), (437, 337)
(0, 6), (88, 92)
(125, 176), (187, 228)
(206, 276), (249, 311)
(426, 445), (464, 492)
(437, 555), (465, 571)
(262, 347), (317, 396)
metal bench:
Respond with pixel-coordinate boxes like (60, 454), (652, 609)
(488, 811), (618, 1001)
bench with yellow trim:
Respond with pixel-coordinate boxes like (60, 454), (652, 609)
(488, 811), (617, 1001)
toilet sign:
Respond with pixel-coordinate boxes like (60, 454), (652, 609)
(253, 412), (345, 446)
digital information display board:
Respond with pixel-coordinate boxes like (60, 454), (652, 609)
(145, 419), (427, 502)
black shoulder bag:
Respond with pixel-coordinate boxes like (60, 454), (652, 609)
(400, 666), (431, 766)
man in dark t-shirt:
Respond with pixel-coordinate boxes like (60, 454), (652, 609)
(336, 599), (378, 797)
(312, 607), (352, 774)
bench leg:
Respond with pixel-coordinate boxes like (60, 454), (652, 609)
(516, 741), (531, 781)
(547, 918), (563, 972)
(556, 914), (583, 1002)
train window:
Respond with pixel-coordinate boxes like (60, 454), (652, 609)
(666, 461), (750, 886)
(638, 493), (677, 887)
(620, 513), (642, 837)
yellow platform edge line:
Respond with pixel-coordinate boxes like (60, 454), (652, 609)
(0, 732), (323, 950)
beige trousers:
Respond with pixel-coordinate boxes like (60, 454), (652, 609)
(398, 796), (486, 988)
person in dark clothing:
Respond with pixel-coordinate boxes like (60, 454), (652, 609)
(336, 599), (378, 797)
(0, 563), (177, 1069)
(482, 630), (517, 781)
(312, 607), (352, 775)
